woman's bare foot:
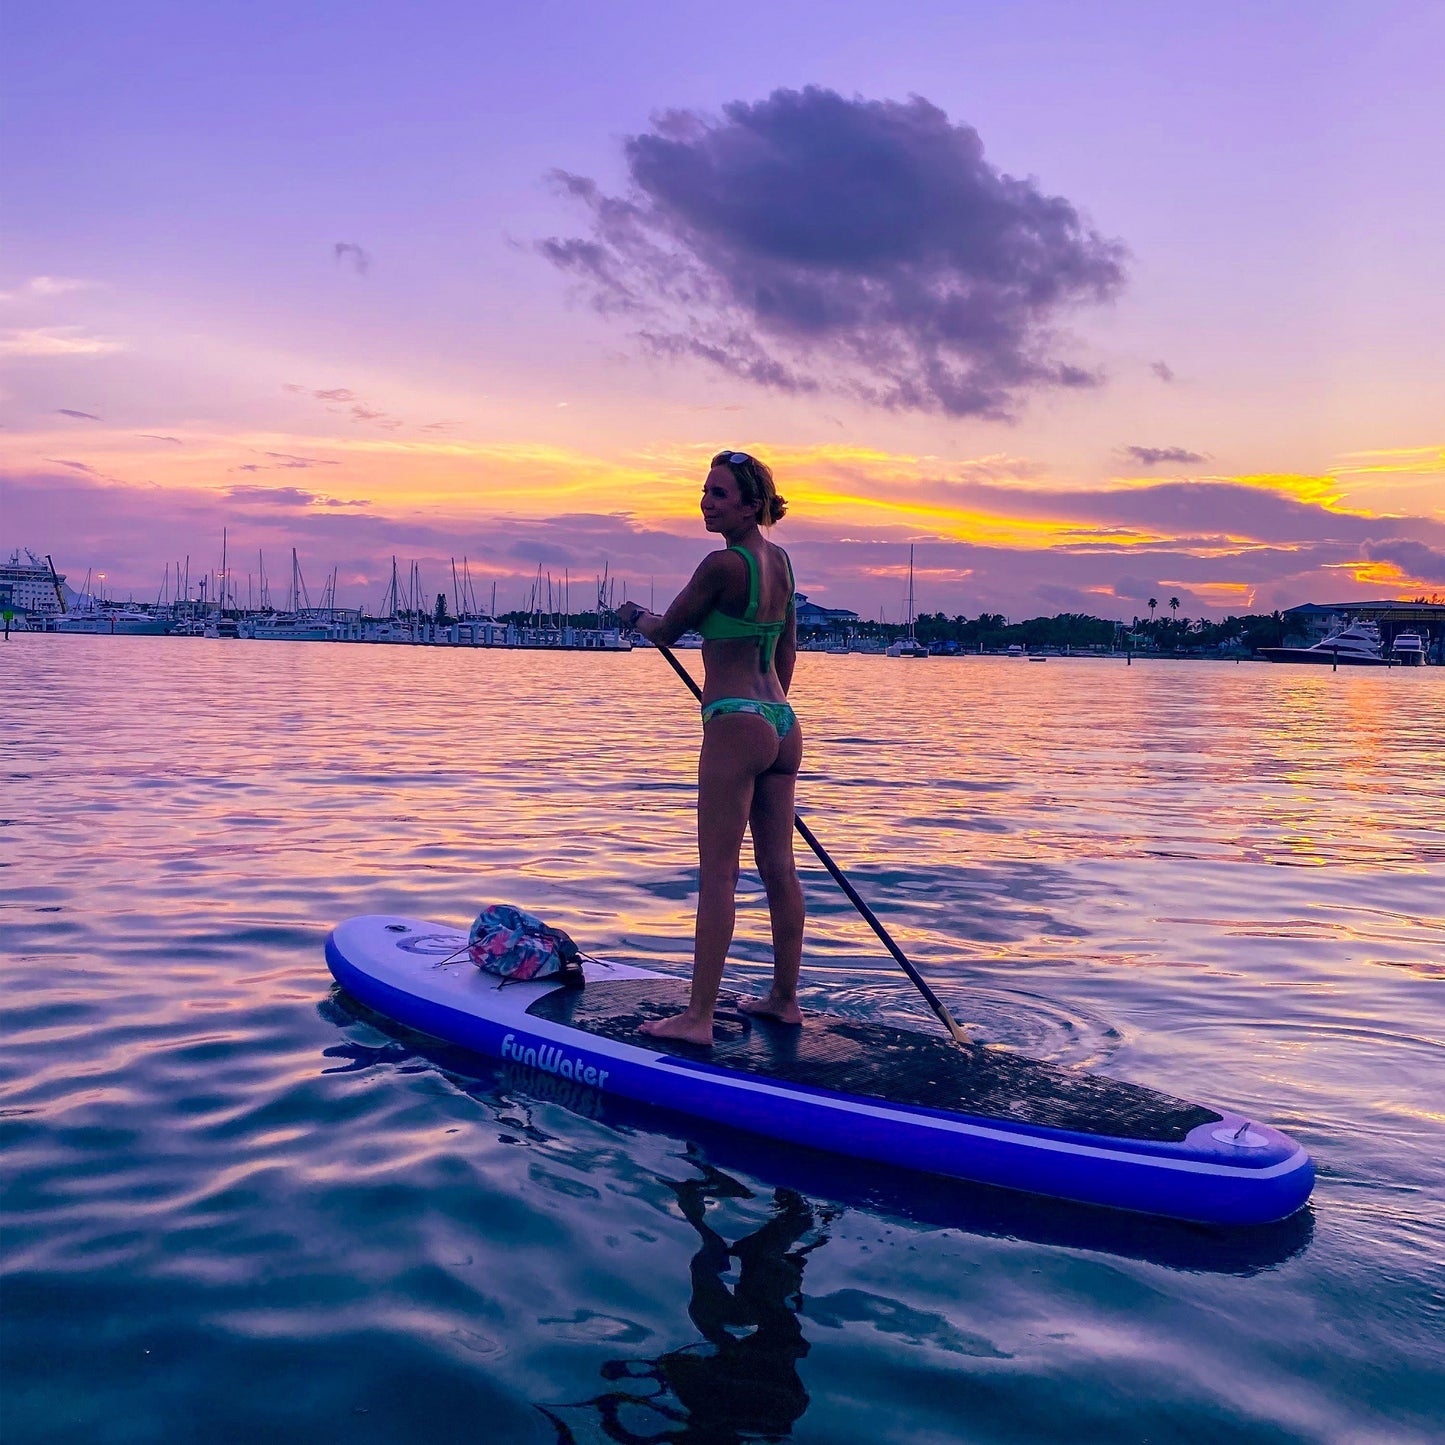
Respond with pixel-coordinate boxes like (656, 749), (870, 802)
(737, 993), (804, 1025)
(639, 1011), (716, 1047)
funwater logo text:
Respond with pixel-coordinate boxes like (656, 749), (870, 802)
(500, 1033), (609, 1090)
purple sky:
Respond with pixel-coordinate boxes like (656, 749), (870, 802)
(3, 1), (1442, 618)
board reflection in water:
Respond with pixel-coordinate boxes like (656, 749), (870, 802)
(540, 1153), (825, 1445)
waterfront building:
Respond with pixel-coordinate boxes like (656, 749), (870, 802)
(794, 593), (859, 630)
(1284, 600), (1445, 662)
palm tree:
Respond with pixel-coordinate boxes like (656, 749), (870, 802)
(1147, 597), (1158, 624)
(1169, 596), (1180, 620)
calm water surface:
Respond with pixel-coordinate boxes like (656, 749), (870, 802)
(3, 635), (1443, 1443)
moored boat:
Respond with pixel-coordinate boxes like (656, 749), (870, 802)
(1259, 621), (1388, 666)
(888, 545), (929, 658)
(1390, 630), (1427, 666)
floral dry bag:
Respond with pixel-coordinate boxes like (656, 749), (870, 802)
(467, 904), (585, 989)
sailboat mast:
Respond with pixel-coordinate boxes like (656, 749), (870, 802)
(907, 544), (916, 639)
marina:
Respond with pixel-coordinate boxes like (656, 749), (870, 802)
(9, 548), (1440, 662)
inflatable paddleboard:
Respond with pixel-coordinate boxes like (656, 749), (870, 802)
(325, 915), (1314, 1225)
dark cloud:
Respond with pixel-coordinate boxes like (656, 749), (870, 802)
(57, 408), (102, 421)
(540, 86), (1126, 418)
(1124, 445), (1207, 467)
(1111, 575), (1162, 602)
(44, 457), (98, 474)
(333, 242), (371, 276)
(1033, 583), (1103, 610)
(1361, 538), (1445, 584)
(1150, 361), (1175, 383)
(506, 539), (577, 566)
(314, 388), (356, 403)
(138, 433), (183, 444)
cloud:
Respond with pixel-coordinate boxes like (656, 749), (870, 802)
(282, 383), (402, 427)
(540, 85), (1126, 418)
(7, 461), (1440, 624)
(507, 539), (577, 566)
(228, 485), (325, 506)
(227, 484), (370, 508)
(1151, 361), (1175, 382)
(0, 276), (92, 303)
(1111, 575), (1163, 602)
(138, 434), (183, 444)
(57, 408), (103, 421)
(333, 242), (371, 276)
(1124, 445), (1207, 467)
(263, 451), (339, 468)
(1360, 538), (1445, 585)
(44, 457), (99, 474)
(0, 327), (122, 357)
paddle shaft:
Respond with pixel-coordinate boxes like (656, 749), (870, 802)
(653, 642), (969, 1047)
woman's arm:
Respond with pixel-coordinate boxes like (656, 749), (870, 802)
(620, 555), (727, 646)
(775, 602), (797, 694)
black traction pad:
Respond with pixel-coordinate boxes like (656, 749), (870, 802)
(527, 979), (1219, 1142)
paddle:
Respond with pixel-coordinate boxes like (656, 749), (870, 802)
(652, 642), (971, 1048)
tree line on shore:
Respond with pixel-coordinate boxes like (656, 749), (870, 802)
(809, 604), (1292, 654)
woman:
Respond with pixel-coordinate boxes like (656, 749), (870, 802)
(615, 450), (804, 1047)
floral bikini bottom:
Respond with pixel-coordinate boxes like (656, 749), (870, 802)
(699, 697), (798, 739)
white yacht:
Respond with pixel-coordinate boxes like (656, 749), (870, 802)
(1390, 630), (1427, 666)
(55, 607), (168, 636)
(1259, 621), (1388, 666)
(252, 613), (352, 642)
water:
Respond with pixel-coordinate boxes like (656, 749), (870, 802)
(3, 635), (1443, 1444)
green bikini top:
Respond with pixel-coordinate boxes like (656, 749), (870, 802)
(698, 545), (795, 670)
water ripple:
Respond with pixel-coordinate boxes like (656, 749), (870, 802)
(3, 638), (1444, 1444)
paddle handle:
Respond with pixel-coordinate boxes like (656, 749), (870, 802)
(653, 642), (970, 1047)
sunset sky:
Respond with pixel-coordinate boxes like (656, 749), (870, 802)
(4, 1), (1442, 620)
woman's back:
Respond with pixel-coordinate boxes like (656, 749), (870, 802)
(700, 541), (794, 702)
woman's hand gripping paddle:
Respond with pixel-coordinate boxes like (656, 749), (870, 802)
(654, 643), (971, 1049)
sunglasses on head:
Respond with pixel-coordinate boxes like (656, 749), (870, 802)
(725, 452), (750, 464)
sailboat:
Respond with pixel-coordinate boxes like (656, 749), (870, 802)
(887, 545), (929, 658)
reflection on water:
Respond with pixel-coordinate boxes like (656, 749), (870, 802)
(542, 1156), (820, 1445)
(3, 636), (1445, 1444)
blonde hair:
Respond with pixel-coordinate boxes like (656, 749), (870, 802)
(712, 450), (788, 527)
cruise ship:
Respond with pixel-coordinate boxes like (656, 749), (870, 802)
(0, 549), (67, 623)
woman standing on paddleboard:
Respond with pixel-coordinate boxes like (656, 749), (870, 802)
(615, 451), (803, 1047)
